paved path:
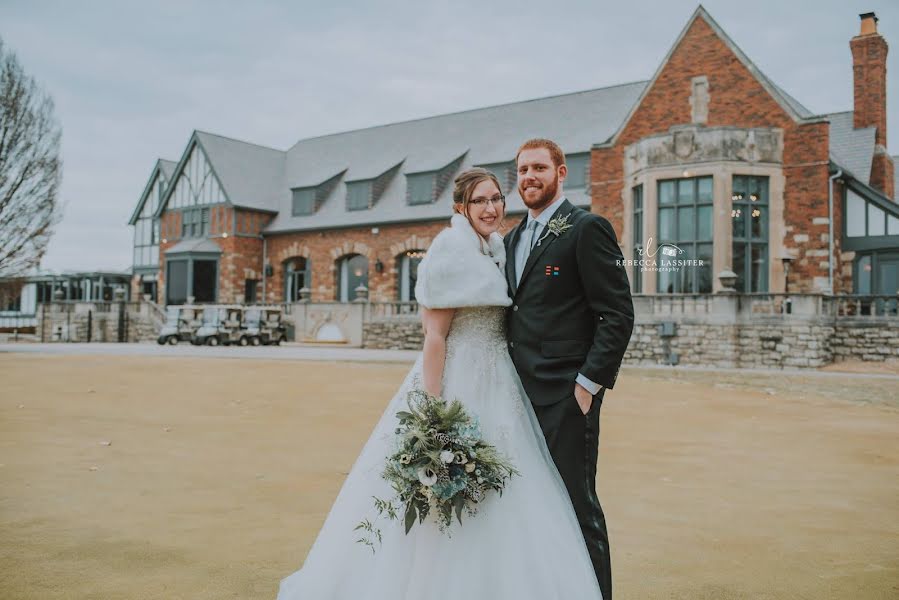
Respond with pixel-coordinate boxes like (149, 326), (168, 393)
(2, 342), (898, 380)
(0, 342), (420, 363)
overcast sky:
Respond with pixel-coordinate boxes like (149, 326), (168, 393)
(2, 0), (898, 273)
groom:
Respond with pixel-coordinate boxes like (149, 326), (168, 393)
(504, 138), (634, 600)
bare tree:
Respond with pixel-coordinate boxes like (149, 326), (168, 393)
(0, 275), (24, 311)
(0, 36), (62, 279)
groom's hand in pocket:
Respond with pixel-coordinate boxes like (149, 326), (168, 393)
(574, 382), (594, 416)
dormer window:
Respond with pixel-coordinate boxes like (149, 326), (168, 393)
(292, 188), (315, 215)
(345, 163), (402, 211)
(405, 155), (464, 206)
(476, 161), (516, 194)
(565, 153), (589, 188)
(346, 180), (374, 211)
(291, 171), (344, 216)
(406, 172), (437, 205)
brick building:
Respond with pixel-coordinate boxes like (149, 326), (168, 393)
(129, 7), (899, 307)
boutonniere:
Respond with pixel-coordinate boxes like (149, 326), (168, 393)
(535, 212), (573, 246)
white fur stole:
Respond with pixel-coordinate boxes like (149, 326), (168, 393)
(414, 214), (512, 310)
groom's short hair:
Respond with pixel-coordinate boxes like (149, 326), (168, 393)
(516, 138), (566, 168)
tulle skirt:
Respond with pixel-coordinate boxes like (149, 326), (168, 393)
(277, 328), (602, 600)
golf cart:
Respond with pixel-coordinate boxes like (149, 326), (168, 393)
(156, 305), (202, 345)
(192, 305), (244, 346)
(241, 306), (287, 346)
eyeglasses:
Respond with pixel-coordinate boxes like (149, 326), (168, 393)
(469, 194), (505, 208)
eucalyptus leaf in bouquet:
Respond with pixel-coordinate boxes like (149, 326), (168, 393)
(355, 388), (519, 552)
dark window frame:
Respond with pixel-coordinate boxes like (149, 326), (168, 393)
(656, 176), (714, 294)
(731, 175), (769, 293)
(632, 184), (643, 294)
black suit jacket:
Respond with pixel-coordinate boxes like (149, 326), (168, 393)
(504, 199), (635, 406)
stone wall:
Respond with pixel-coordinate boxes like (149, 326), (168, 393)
(624, 320), (837, 369)
(737, 323), (836, 368)
(126, 310), (162, 343)
(832, 321), (899, 362)
(363, 317), (423, 350)
(38, 302), (162, 343)
(39, 304), (124, 342)
(361, 294), (899, 369)
(364, 315), (898, 368)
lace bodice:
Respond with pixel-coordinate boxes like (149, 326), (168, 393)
(445, 306), (507, 361)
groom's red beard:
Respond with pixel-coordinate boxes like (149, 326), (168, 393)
(518, 172), (559, 211)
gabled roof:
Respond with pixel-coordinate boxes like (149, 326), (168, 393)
(599, 6), (825, 148)
(264, 81), (646, 233)
(140, 5), (891, 235)
(193, 131), (285, 213)
(769, 82), (815, 119)
(127, 159), (177, 225)
(826, 111), (876, 185)
(156, 131), (286, 217)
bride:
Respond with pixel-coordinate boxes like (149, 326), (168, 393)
(276, 168), (603, 599)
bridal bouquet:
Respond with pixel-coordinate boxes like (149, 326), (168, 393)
(355, 388), (519, 551)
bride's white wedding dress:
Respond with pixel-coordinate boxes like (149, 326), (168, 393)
(277, 215), (602, 600)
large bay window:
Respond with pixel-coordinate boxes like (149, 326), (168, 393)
(165, 257), (218, 305)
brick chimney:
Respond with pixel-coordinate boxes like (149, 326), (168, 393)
(850, 12), (894, 198)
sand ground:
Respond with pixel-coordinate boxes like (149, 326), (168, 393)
(1, 352), (897, 599)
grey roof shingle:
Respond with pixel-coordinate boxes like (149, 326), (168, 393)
(194, 131), (286, 213)
(164, 238), (222, 255)
(149, 6), (891, 232)
(770, 82), (814, 119)
(826, 111), (875, 185)
(263, 81), (647, 233)
(128, 158), (178, 225)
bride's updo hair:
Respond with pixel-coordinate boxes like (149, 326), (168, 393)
(452, 167), (505, 218)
